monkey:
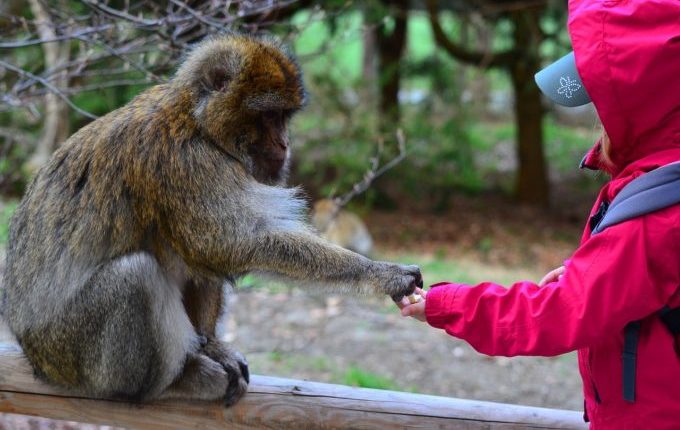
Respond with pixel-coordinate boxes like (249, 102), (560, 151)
(312, 199), (374, 256)
(0, 34), (421, 407)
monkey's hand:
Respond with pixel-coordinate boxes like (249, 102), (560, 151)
(372, 263), (423, 301)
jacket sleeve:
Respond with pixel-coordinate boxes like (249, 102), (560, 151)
(424, 212), (680, 357)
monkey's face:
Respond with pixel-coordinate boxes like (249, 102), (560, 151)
(178, 35), (306, 186)
(246, 109), (294, 185)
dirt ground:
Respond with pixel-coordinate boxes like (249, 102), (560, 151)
(0, 196), (590, 428)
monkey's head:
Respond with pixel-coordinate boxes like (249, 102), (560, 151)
(174, 34), (307, 185)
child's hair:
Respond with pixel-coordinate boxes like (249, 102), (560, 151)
(599, 129), (615, 170)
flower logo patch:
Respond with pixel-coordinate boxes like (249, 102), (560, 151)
(557, 76), (582, 99)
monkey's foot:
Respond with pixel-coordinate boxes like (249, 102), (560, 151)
(202, 339), (249, 406)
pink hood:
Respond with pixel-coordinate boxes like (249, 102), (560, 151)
(570, 0), (680, 177)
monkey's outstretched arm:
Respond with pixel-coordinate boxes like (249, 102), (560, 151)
(161, 152), (420, 297)
(238, 231), (420, 297)
(246, 231), (375, 281)
(167, 202), (418, 297)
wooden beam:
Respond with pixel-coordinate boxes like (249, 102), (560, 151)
(0, 343), (587, 429)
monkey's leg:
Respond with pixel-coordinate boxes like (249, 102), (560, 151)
(57, 252), (241, 403)
(182, 277), (225, 339)
(66, 252), (198, 400)
(26, 252), (197, 400)
(181, 278), (249, 406)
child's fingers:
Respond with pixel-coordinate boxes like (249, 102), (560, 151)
(539, 266), (565, 286)
(538, 270), (556, 286)
(401, 305), (415, 317)
(401, 301), (426, 321)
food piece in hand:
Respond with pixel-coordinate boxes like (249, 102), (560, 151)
(407, 293), (423, 304)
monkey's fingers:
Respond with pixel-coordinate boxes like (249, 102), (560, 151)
(415, 273), (424, 289)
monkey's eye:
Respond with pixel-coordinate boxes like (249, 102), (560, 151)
(202, 67), (232, 93)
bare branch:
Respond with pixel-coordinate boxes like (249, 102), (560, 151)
(167, 0), (225, 29)
(81, 0), (167, 27)
(426, 0), (516, 69)
(74, 35), (162, 82)
(28, 79), (152, 96)
(0, 59), (98, 120)
(0, 25), (114, 49)
(0, 127), (34, 146)
(314, 129), (408, 233)
(332, 129), (408, 211)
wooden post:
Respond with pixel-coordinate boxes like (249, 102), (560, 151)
(0, 343), (586, 429)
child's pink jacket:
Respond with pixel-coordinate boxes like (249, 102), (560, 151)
(425, 0), (680, 428)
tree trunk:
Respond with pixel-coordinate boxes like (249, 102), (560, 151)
(375, 0), (408, 131)
(26, 0), (70, 173)
(362, 20), (377, 83)
(509, 8), (549, 207)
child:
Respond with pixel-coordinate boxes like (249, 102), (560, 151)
(398, 0), (680, 428)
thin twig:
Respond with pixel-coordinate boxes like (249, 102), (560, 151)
(0, 59), (98, 120)
(0, 25), (113, 48)
(81, 0), (166, 27)
(27, 79), (153, 96)
(75, 35), (161, 81)
(332, 129), (408, 211)
(168, 0), (225, 29)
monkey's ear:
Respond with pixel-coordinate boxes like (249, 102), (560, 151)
(201, 65), (232, 92)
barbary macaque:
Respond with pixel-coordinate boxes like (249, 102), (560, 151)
(1, 34), (421, 406)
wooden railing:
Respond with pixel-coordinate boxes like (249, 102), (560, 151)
(0, 343), (587, 429)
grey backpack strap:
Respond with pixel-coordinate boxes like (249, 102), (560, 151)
(588, 161), (680, 403)
(593, 161), (680, 234)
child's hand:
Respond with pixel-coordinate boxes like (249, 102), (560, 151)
(539, 265), (565, 286)
(395, 287), (427, 322)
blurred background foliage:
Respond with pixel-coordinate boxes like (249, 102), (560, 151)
(0, 0), (605, 232)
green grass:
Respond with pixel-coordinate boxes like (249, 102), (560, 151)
(342, 365), (399, 390)
(252, 352), (412, 392)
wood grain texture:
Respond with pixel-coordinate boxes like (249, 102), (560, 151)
(0, 343), (587, 429)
